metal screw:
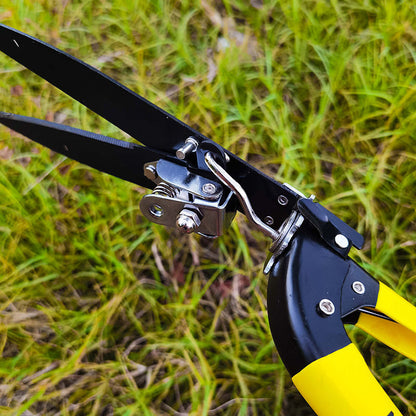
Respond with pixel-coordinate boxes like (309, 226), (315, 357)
(176, 209), (201, 234)
(318, 299), (335, 316)
(202, 183), (217, 195)
(264, 216), (274, 226)
(335, 234), (349, 249)
(176, 137), (199, 160)
(278, 195), (288, 206)
(352, 281), (365, 295)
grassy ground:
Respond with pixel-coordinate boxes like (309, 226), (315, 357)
(0, 0), (415, 415)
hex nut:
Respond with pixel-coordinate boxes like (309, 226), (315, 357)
(176, 209), (202, 234)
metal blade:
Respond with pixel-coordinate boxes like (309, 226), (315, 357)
(0, 112), (168, 189)
(0, 24), (206, 151)
(0, 25), (302, 229)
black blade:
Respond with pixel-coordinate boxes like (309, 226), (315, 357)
(0, 24), (206, 151)
(0, 112), (167, 189)
(0, 25), (303, 229)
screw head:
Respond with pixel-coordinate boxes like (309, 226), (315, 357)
(264, 216), (274, 226)
(278, 195), (288, 206)
(352, 281), (365, 295)
(202, 183), (217, 195)
(318, 299), (335, 316)
(335, 234), (349, 249)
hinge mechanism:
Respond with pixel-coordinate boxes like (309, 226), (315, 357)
(140, 158), (236, 238)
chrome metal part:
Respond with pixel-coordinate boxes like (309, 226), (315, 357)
(176, 209), (202, 234)
(205, 151), (307, 274)
(263, 211), (304, 274)
(352, 281), (366, 295)
(145, 159), (222, 201)
(140, 191), (235, 237)
(202, 183), (217, 195)
(149, 203), (164, 218)
(144, 164), (157, 181)
(205, 152), (279, 241)
(263, 257), (274, 275)
(140, 158), (235, 237)
(318, 299), (335, 316)
(153, 182), (177, 198)
(270, 211), (304, 253)
(176, 137), (198, 160)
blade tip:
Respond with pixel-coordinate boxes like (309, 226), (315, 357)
(0, 112), (14, 119)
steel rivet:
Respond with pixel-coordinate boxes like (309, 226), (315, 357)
(318, 299), (335, 316)
(278, 195), (288, 206)
(202, 183), (217, 195)
(264, 216), (274, 226)
(335, 234), (349, 249)
(352, 281), (365, 295)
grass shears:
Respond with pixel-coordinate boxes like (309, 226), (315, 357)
(0, 24), (415, 416)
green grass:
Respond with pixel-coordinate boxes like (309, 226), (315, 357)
(0, 0), (415, 414)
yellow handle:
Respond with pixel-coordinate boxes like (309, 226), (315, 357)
(355, 281), (416, 363)
(357, 312), (416, 362)
(376, 282), (416, 334)
(292, 343), (402, 416)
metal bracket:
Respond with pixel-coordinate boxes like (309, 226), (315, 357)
(263, 211), (304, 274)
(204, 152), (306, 272)
(140, 159), (236, 238)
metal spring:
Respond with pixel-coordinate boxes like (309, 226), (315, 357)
(152, 182), (178, 198)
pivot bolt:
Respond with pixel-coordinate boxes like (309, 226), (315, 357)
(176, 209), (201, 234)
(144, 164), (157, 181)
(176, 137), (199, 160)
(318, 299), (335, 316)
(352, 281), (365, 295)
